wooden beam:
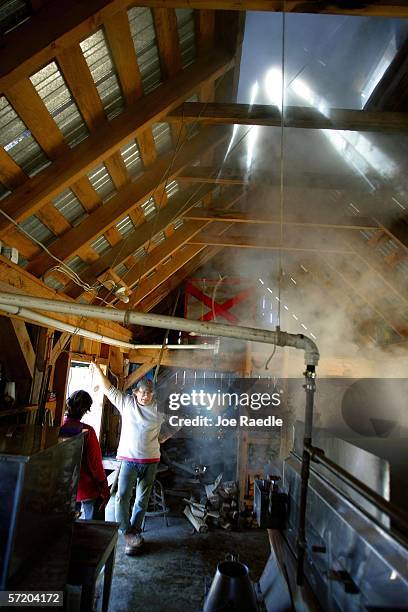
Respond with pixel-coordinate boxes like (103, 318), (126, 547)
(127, 245), (205, 307)
(6, 80), (68, 159)
(26, 127), (229, 278)
(168, 102), (408, 133)
(103, 10), (144, 104)
(124, 360), (157, 391)
(65, 184), (217, 298)
(11, 319), (36, 378)
(153, 8), (182, 78)
(128, 347), (242, 373)
(184, 210), (380, 231)
(50, 331), (73, 366)
(119, 221), (212, 290)
(0, 317), (35, 380)
(190, 233), (354, 253)
(196, 10), (215, 56)
(323, 257), (407, 337)
(0, 148), (27, 190)
(0, 48), (234, 236)
(177, 166), (395, 194)
(138, 245), (220, 312)
(0, 254), (132, 342)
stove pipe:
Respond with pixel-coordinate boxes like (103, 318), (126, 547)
(203, 560), (259, 612)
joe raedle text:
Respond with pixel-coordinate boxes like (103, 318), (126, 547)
(168, 414), (283, 428)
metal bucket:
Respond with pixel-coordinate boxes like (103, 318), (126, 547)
(203, 555), (259, 612)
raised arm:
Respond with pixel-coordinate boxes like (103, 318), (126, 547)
(90, 362), (129, 415)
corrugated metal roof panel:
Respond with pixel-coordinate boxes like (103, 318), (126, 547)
(0, 0), (31, 35)
(90, 234), (111, 255)
(128, 7), (162, 94)
(30, 62), (89, 148)
(114, 263), (128, 278)
(87, 163), (116, 201)
(152, 122), (172, 156)
(173, 218), (184, 231)
(116, 215), (135, 238)
(0, 96), (50, 176)
(52, 188), (87, 225)
(80, 29), (125, 120)
(165, 180), (179, 199)
(176, 9), (196, 68)
(120, 139), (143, 179)
(66, 255), (88, 276)
(141, 196), (157, 219)
(151, 230), (166, 246)
(44, 275), (65, 292)
(19, 215), (55, 245)
(133, 245), (147, 260)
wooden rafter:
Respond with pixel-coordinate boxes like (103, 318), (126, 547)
(184, 210), (381, 231)
(128, 346), (242, 373)
(189, 232), (354, 254)
(0, 49), (234, 237)
(0, 255), (131, 341)
(168, 102), (408, 133)
(65, 184), (215, 298)
(26, 126), (230, 278)
(2, 1), (406, 93)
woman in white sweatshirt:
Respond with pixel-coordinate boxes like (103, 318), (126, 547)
(90, 362), (172, 555)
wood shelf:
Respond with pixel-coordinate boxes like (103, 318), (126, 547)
(0, 405), (38, 418)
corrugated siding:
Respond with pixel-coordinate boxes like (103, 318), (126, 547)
(133, 245), (147, 260)
(114, 263), (128, 278)
(176, 9), (196, 68)
(90, 234), (111, 255)
(0, 0), (31, 35)
(151, 230), (166, 246)
(120, 140), (143, 179)
(116, 215), (135, 238)
(44, 275), (65, 292)
(152, 122), (172, 156)
(173, 218), (184, 231)
(165, 180), (179, 199)
(0, 96), (49, 176)
(141, 196), (157, 219)
(19, 215), (55, 245)
(66, 255), (88, 276)
(87, 163), (116, 201)
(52, 188), (87, 225)
(80, 29), (124, 120)
(30, 62), (89, 148)
(128, 7), (162, 94)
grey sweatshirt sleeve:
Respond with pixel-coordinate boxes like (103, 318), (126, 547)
(105, 385), (131, 415)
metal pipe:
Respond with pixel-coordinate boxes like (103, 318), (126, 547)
(0, 303), (135, 351)
(0, 305), (217, 352)
(296, 366), (316, 585)
(0, 292), (320, 365)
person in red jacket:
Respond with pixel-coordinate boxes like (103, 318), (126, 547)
(60, 390), (110, 519)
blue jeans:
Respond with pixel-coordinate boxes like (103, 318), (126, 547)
(76, 499), (96, 520)
(115, 461), (158, 534)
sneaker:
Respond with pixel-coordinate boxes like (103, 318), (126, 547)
(125, 532), (144, 555)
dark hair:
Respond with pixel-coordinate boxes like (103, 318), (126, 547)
(135, 379), (155, 393)
(66, 390), (93, 419)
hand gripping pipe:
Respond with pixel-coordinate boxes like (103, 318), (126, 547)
(0, 289), (319, 584)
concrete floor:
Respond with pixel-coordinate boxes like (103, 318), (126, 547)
(106, 517), (270, 612)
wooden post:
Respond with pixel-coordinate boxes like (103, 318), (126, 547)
(53, 350), (71, 426)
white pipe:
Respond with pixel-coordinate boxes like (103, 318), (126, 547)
(0, 304), (217, 352)
(0, 292), (320, 365)
(0, 303), (136, 350)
